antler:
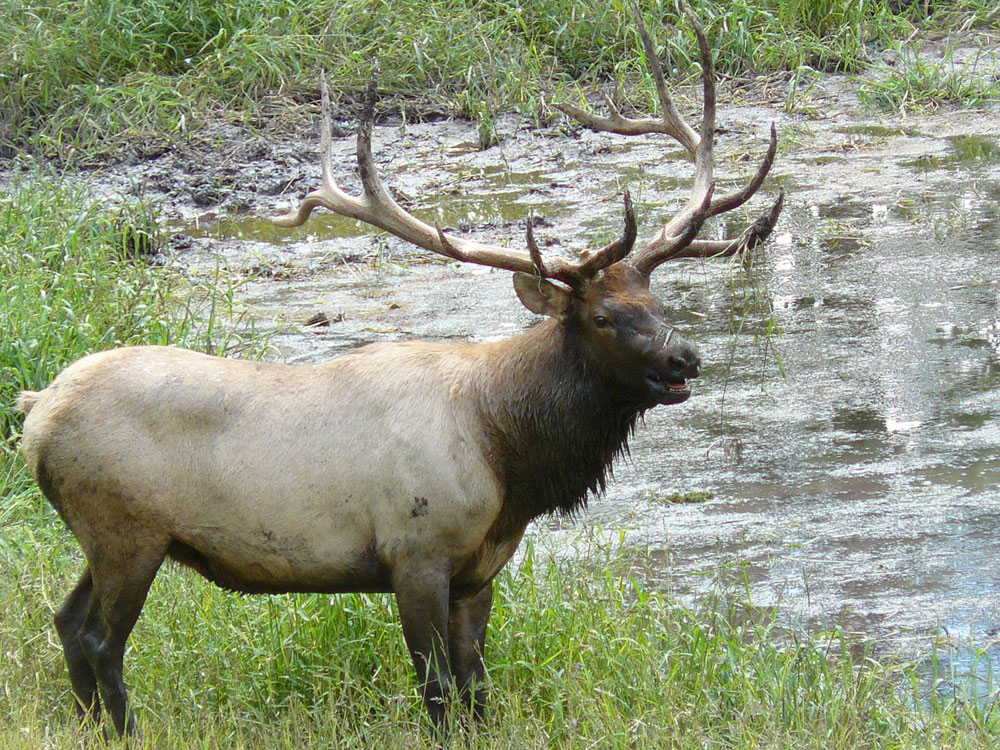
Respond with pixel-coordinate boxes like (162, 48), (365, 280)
(555, 0), (782, 275)
(272, 63), (636, 289)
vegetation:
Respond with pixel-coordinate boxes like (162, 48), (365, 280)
(2, 0), (998, 158)
(2, 495), (999, 749)
(859, 41), (1000, 113)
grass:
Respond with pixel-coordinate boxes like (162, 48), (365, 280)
(859, 41), (1000, 113)
(1, 0), (996, 159)
(2, 502), (999, 749)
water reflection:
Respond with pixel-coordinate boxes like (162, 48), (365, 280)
(904, 134), (1000, 170)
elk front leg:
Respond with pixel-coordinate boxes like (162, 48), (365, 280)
(392, 566), (452, 725)
(448, 582), (494, 720)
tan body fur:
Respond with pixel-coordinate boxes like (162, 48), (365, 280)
(21, 343), (527, 597)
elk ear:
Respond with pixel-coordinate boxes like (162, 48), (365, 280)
(513, 272), (572, 317)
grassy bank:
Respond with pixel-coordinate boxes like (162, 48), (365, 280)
(1, 514), (998, 748)
(0, 174), (266, 454)
(2, 0), (998, 159)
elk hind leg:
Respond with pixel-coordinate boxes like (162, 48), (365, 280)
(54, 567), (101, 722)
(78, 537), (168, 738)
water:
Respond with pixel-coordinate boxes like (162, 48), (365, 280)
(595, 131), (1000, 675)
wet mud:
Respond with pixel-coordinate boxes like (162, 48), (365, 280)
(13, 56), (1000, 665)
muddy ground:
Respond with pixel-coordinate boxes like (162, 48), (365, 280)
(8, 42), (1000, 667)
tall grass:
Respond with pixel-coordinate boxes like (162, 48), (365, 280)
(0, 170), (274, 740)
(1, 0), (991, 158)
(859, 41), (1000, 113)
(1, 526), (998, 748)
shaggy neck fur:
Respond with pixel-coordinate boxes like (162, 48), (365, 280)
(473, 317), (646, 536)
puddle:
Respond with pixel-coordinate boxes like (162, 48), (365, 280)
(837, 124), (927, 138)
(179, 211), (368, 244)
(173, 165), (578, 243)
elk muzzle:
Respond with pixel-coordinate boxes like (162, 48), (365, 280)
(645, 326), (700, 405)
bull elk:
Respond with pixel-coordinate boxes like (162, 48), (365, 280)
(17, 4), (781, 737)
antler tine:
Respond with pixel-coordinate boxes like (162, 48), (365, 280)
(354, 59), (399, 215)
(554, 2), (700, 153)
(633, 182), (716, 274)
(599, 189), (639, 266)
(556, 2), (781, 276)
(272, 64), (567, 278)
(630, 2), (781, 274)
(631, 0), (700, 155)
(526, 213), (546, 277)
(319, 74), (334, 186)
(687, 4), (716, 206)
(271, 70), (366, 229)
(571, 191), (638, 279)
(702, 123), (778, 220)
(666, 189), (784, 260)
(553, 100), (699, 152)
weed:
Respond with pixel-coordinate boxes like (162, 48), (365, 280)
(642, 489), (714, 504)
(785, 65), (823, 114)
(859, 42), (1000, 114)
(0, 1), (990, 159)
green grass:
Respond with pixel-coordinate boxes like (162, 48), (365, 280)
(1, 506), (999, 749)
(859, 41), (1000, 113)
(1, 0), (994, 159)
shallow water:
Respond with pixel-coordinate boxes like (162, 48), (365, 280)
(163, 79), (1000, 672)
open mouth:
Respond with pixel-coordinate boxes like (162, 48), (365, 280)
(645, 372), (691, 404)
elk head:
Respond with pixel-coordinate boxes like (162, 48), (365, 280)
(272, 1), (782, 410)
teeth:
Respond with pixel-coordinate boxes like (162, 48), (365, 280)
(647, 374), (688, 392)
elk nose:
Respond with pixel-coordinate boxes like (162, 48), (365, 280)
(668, 346), (701, 380)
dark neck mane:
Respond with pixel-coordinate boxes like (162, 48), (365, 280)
(474, 318), (643, 535)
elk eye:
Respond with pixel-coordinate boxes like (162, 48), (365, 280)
(593, 314), (611, 328)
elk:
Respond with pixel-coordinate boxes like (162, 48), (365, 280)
(17, 4), (781, 737)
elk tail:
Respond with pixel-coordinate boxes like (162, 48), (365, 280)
(15, 391), (41, 414)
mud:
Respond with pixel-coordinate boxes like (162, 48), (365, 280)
(8, 50), (1000, 670)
